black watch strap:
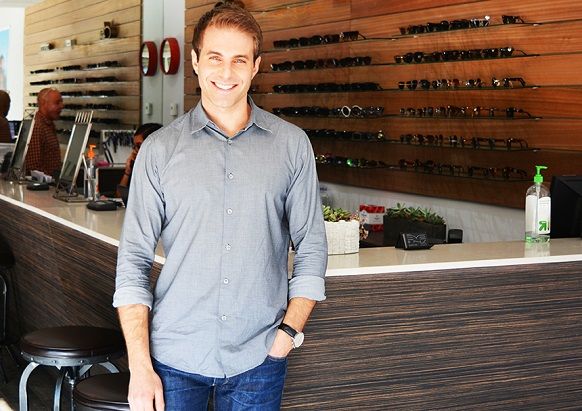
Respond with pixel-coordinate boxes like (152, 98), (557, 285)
(278, 322), (298, 338)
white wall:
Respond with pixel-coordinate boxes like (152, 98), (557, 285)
(321, 182), (524, 243)
(0, 7), (25, 121)
(142, 0), (185, 126)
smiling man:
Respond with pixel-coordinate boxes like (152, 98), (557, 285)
(113, 2), (327, 410)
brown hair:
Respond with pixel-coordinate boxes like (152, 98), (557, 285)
(191, 1), (263, 61)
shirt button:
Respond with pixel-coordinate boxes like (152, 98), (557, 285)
(223, 278), (229, 284)
(226, 208), (233, 215)
(227, 139), (232, 145)
(228, 173), (234, 180)
(225, 244), (231, 251)
(221, 315), (227, 321)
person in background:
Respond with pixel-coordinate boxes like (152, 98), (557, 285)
(114, 1), (327, 410)
(116, 123), (162, 195)
(24, 87), (63, 177)
(0, 90), (10, 143)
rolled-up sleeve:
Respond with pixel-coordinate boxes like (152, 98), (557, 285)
(285, 134), (327, 301)
(113, 137), (165, 309)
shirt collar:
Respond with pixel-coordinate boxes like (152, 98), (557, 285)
(35, 111), (55, 129)
(189, 96), (273, 136)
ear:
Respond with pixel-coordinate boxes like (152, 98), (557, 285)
(191, 49), (199, 75)
(251, 55), (261, 79)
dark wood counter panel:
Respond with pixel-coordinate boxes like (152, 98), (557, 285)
(1, 191), (582, 409)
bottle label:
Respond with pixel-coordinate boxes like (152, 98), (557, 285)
(525, 195), (537, 233)
(537, 197), (551, 234)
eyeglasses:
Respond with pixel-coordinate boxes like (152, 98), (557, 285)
(273, 31), (366, 49)
(400, 134), (444, 146)
(30, 68), (55, 74)
(273, 82), (382, 93)
(468, 166), (528, 180)
(395, 47), (523, 64)
(502, 15), (525, 24)
(492, 77), (526, 87)
(305, 128), (387, 142)
(85, 76), (118, 83)
(58, 64), (82, 71)
(270, 56), (372, 72)
(315, 153), (387, 169)
(399, 16), (490, 35)
(273, 105), (384, 118)
(87, 60), (120, 69)
(400, 106), (534, 119)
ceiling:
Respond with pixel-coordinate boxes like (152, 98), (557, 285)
(0, 0), (42, 7)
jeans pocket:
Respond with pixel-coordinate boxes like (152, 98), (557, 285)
(266, 354), (288, 363)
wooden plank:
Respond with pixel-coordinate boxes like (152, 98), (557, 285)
(26, 21), (141, 52)
(25, 0), (141, 35)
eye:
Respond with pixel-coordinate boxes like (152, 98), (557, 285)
(234, 58), (247, 64)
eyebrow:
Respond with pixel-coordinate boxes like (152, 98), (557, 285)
(206, 50), (251, 60)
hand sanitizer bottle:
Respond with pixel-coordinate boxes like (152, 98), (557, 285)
(525, 165), (551, 243)
(84, 144), (97, 201)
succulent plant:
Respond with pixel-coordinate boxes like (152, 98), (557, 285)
(385, 203), (445, 225)
(322, 205), (357, 222)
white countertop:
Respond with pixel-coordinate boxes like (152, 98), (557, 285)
(2, 180), (581, 276)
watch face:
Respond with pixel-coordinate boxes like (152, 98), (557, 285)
(293, 331), (305, 348)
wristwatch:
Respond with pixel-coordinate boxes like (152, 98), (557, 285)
(278, 323), (304, 349)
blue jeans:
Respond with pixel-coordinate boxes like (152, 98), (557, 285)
(152, 356), (288, 411)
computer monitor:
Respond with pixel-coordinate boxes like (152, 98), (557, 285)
(5, 112), (35, 182)
(550, 175), (582, 238)
(8, 120), (21, 141)
(54, 111), (93, 200)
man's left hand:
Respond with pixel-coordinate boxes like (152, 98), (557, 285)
(268, 329), (293, 358)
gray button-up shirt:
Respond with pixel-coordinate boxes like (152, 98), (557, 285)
(113, 99), (327, 378)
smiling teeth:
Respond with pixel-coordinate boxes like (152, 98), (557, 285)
(215, 83), (235, 90)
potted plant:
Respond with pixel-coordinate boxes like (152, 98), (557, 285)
(383, 203), (446, 246)
(323, 205), (366, 255)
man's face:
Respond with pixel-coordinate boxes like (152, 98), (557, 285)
(42, 91), (63, 121)
(192, 26), (260, 114)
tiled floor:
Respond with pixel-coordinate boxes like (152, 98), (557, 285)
(0, 344), (70, 411)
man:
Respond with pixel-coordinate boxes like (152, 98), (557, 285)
(25, 87), (63, 177)
(0, 90), (10, 143)
(113, 2), (327, 410)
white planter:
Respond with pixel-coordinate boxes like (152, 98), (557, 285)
(325, 220), (360, 255)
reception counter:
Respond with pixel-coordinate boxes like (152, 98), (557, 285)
(1, 180), (582, 409)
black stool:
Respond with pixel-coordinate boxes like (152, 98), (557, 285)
(19, 326), (125, 411)
(0, 235), (16, 383)
(73, 372), (130, 410)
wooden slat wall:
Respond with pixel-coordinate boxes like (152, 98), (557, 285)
(185, 0), (582, 208)
(2, 197), (582, 409)
(24, 0), (142, 144)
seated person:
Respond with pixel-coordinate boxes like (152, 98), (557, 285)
(24, 88), (63, 177)
(116, 123), (162, 197)
(0, 90), (10, 144)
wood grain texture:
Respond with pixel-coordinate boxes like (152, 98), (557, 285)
(185, 0), (582, 208)
(2, 197), (582, 409)
(286, 262), (582, 409)
(24, 1), (142, 139)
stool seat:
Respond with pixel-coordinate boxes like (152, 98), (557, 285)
(19, 326), (125, 411)
(21, 326), (125, 361)
(74, 372), (130, 411)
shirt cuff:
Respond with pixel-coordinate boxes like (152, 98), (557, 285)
(112, 286), (154, 310)
(288, 275), (326, 301)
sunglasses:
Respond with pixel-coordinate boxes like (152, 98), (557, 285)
(273, 31), (366, 49)
(270, 56), (371, 72)
(305, 128), (387, 142)
(492, 77), (527, 87)
(399, 16), (490, 35)
(395, 47), (521, 64)
(87, 60), (120, 69)
(273, 82), (382, 93)
(315, 153), (387, 169)
(502, 15), (525, 24)
(468, 166), (528, 180)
